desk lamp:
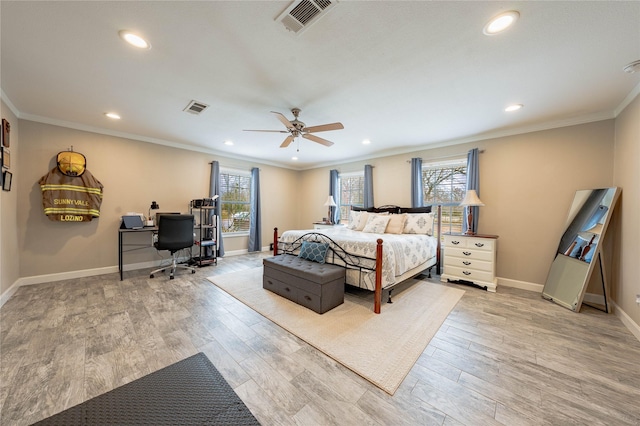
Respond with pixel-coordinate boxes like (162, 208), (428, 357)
(460, 190), (484, 235)
(323, 196), (337, 224)
(148, 201), (159, 226)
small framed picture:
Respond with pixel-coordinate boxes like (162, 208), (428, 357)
(1, 119), (9, 147)
(2, 148), (9, 169)
(2, 171), (11, 191)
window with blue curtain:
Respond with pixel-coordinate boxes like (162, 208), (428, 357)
(219, 169), (252, 234)
(421, 158), (467, 235)
(337, 171), (364, 224)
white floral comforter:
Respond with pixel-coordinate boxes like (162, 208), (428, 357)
(278, 228), (438, 291)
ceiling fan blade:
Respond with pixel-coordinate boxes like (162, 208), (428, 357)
(303, 122), (344, 133)
(271, 111), (295, 130)
(303, 133), (334, 147)
(243, 129), (289, 133)
(280, 135), (295, 148)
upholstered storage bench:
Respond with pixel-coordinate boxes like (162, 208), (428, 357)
(263, 255), (345, 314)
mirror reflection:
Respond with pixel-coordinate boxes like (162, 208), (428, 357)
(557, 188), (614, 263)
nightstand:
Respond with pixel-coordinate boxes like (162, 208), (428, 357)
(441, 233), (498, 292)
(313, 222), (344, 230)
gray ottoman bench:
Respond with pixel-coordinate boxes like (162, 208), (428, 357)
(263, 255), (345, 314)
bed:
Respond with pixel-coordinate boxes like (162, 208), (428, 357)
(273, 205), (441, 313)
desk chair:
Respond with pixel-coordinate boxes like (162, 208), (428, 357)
(150, 214), (196, 279)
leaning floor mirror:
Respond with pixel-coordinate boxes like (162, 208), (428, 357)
(542, 187), (620, 312)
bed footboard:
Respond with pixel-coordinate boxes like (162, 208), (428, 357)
(273, 227), (385, 314)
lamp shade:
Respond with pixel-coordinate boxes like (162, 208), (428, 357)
(323, 195), (337, 207)
(459, 190), (485, 207)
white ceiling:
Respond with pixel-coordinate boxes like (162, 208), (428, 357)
(2, 1), (639, 170)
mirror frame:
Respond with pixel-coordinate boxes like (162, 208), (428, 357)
(542, 187), (620, 312)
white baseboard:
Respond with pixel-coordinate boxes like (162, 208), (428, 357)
(497, 277), (544, 293)
(223, 246), (271, 257)
(0, 281), (20, 308)
(612, 301), (640, 343)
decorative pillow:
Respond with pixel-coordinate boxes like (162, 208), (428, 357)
(403, 212), (434, 235)
(385, 213), (407, 234)
(353, 211), (370, 231)
(346, 210), (362, 230)
(298, 241), (329, 264)
(362, 215), (391, 234)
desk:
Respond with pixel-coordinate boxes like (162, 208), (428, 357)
(118, 227), (157, 280)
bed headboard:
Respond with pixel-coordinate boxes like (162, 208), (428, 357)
(350, 205), (433, 214)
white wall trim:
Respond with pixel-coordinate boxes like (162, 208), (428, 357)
(497, 277), (543, 293)
(614, 81), (640, 117)
(0, 280), (20, 308)
(612, 301), (640, 343)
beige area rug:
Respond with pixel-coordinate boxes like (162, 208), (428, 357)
(207, 267), (464, 395)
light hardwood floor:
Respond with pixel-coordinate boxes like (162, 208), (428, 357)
(2, 253), (640, 425)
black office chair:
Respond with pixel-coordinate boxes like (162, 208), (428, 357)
(150, 214), (196, 279)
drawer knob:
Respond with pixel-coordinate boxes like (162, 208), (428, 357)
(267, 280), (273, 285)
(463, 271), (471, 276)
(475, 243), (484, 247)
(285, 287), (291, 292)
(452, 240), (460, 245)
(463, 251), (471, 256)
(463, 261), (471, 265)
(304, 295), (311, 301)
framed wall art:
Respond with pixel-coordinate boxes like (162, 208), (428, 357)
(2, 119), (9, 148)
(2, 171), (11, 191)
(2, 147), (9, 169)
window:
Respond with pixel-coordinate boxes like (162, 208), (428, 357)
(337, 172), (364, 224)
(219, 170), (251, 234)
(422, 159), (467, 235)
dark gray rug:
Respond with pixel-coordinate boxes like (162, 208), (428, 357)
(32, 352), (260, 425)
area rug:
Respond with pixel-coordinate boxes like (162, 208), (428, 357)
(32, 352), (260, 425)
(208, 267), (464, 395)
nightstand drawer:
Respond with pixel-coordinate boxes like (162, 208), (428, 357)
(444, 265), (494, 283)
(444, 235), (495, 251)
(446, 247), (494, 262)
(443, 257), (493, 272)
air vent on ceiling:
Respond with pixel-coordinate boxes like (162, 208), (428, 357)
(277, 0), (337, 34)
(183, 100), (209, 115)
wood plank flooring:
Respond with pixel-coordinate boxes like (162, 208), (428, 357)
(2, 252), (640, 425)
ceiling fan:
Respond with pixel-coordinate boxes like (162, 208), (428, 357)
(244, 108), (344, 148)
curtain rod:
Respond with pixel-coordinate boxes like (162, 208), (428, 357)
(406, 149), (484, 163)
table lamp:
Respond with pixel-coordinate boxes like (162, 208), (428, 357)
(460, 190), (484, 235)
(323, 195), (337, 224)
(148, 201), (159, 226)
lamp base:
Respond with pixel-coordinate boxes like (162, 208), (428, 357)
(464, 208), (475, 235)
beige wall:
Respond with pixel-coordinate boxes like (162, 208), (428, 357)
(16, 121), (299, 279)
(298, 120), (616, 287)
(1, 101), (20, 298)
(613, 94), (640, 326)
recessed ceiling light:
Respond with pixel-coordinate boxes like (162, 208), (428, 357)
(505, 104), (523, 112)
(623, 60), (640, 74)
(483, 11), (519, 35)
(224, 140), (234, 146)
(362, 139), (371, 145)
(291, 156), (298, 161)
(105, 112), (121, 119)
(118, 30), (151, 49)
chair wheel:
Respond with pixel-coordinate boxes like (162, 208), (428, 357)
(170, 276), (174, 280)
(191, 270), (196, 274)
(150, 274), (154, 278)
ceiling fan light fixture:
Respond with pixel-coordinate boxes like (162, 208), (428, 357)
(483, 11), (519, 35)
(119, 30), (151, 49)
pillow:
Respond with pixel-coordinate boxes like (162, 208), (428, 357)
(346, 210), (362, 230)
(362, 215), (391, 234)
(385, 213), (407, 234)
(403, 212), (434, 235)
(298, 241), (329, 264)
